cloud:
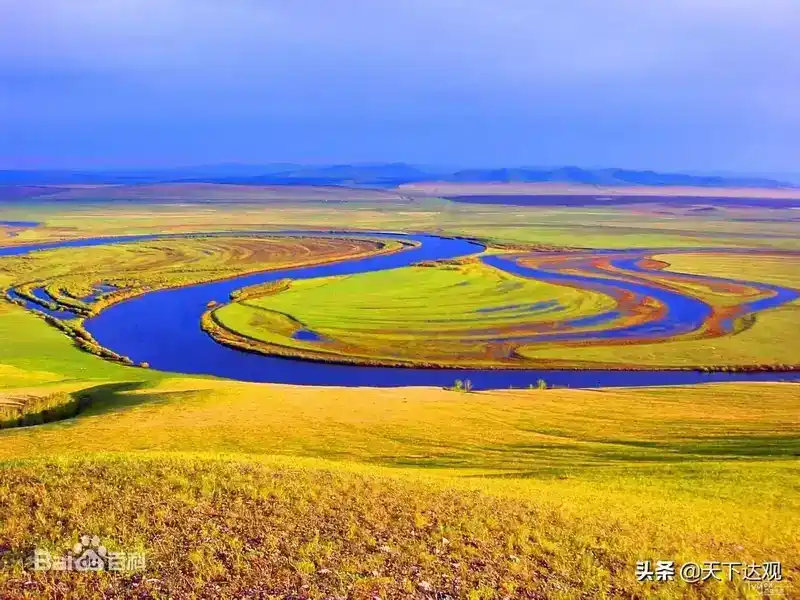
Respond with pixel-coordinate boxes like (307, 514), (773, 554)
(1, 0), (798, 169)
(5, 1), (796, 76)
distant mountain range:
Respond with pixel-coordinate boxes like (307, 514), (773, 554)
(0, 163), (795, 189)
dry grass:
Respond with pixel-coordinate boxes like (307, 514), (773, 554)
(0, 235), (398, 314)
(0, 383), (87, 429)
(0, 455), (657, 599)
(0, 379), (796, 597)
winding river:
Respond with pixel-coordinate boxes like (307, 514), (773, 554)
(2, 231), (798, 389)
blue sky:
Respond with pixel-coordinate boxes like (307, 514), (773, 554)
(1, 0), (798, 172)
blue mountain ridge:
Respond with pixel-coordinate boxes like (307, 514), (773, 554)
(0, 164), (794, 188)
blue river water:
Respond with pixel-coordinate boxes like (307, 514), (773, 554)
(483, 253), (715, 343)
(1, 232), (798, 389)
(0, 220), (40, 228)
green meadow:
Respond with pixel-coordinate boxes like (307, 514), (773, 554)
(0, 195), (798, 598)
(211, 249), (800, 370)
(212, 260), (616, 367)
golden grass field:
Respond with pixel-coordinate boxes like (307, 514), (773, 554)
(0, 235), (400, 309)
(0, 369), (798, 598)
(0, 192), (798, 598)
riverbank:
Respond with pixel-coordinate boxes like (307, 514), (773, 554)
(1, 230), (796, 388)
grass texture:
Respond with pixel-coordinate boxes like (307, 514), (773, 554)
(0, 376), (798, 598)
(212, 260), (616, 367)
(210, 250), (800, 370)
(0, 196), (797, 598)
(0, 235), (399, 315)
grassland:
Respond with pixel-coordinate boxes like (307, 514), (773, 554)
(0, 384), (89, 429)
(0, 235), (400, 312)
(399, 181), (800, 199)
(0, 301), (151, 389)
(211, 260), (617, 367)
(0, 234), (402, 368)
(0, 369), (797, 598)
(0, 283), (796, 597)
(531, 252), (800, 368)
(4, 188), (800, 251)
(0, 193), (798, 598)
(208, 248), (800, 370)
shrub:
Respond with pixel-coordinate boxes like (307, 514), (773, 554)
(0, 392), (82, 430)
(449, 379), (473, 393)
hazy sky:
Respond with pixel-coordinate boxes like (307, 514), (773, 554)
(1, 0), (798, 171)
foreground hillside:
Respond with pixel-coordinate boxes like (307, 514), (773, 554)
(0, 303), (797, 597)
(0, 369), (797, 597)
(0, 447), (794, 600)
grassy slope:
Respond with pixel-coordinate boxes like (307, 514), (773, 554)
(0, 376), (797, 598)
(0, 303), (155, 388)
(0, 300), (797, 597)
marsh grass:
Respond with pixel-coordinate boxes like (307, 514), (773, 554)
(0, 235), (400, 322)
(529, 378), (548, 390)
(212, 261), (617, 368)
(532, 252), (800, 369)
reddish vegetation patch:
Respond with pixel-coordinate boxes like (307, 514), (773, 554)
(512, 249), (798, 363)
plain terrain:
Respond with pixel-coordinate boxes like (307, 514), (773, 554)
(0, 187), (797, 598)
